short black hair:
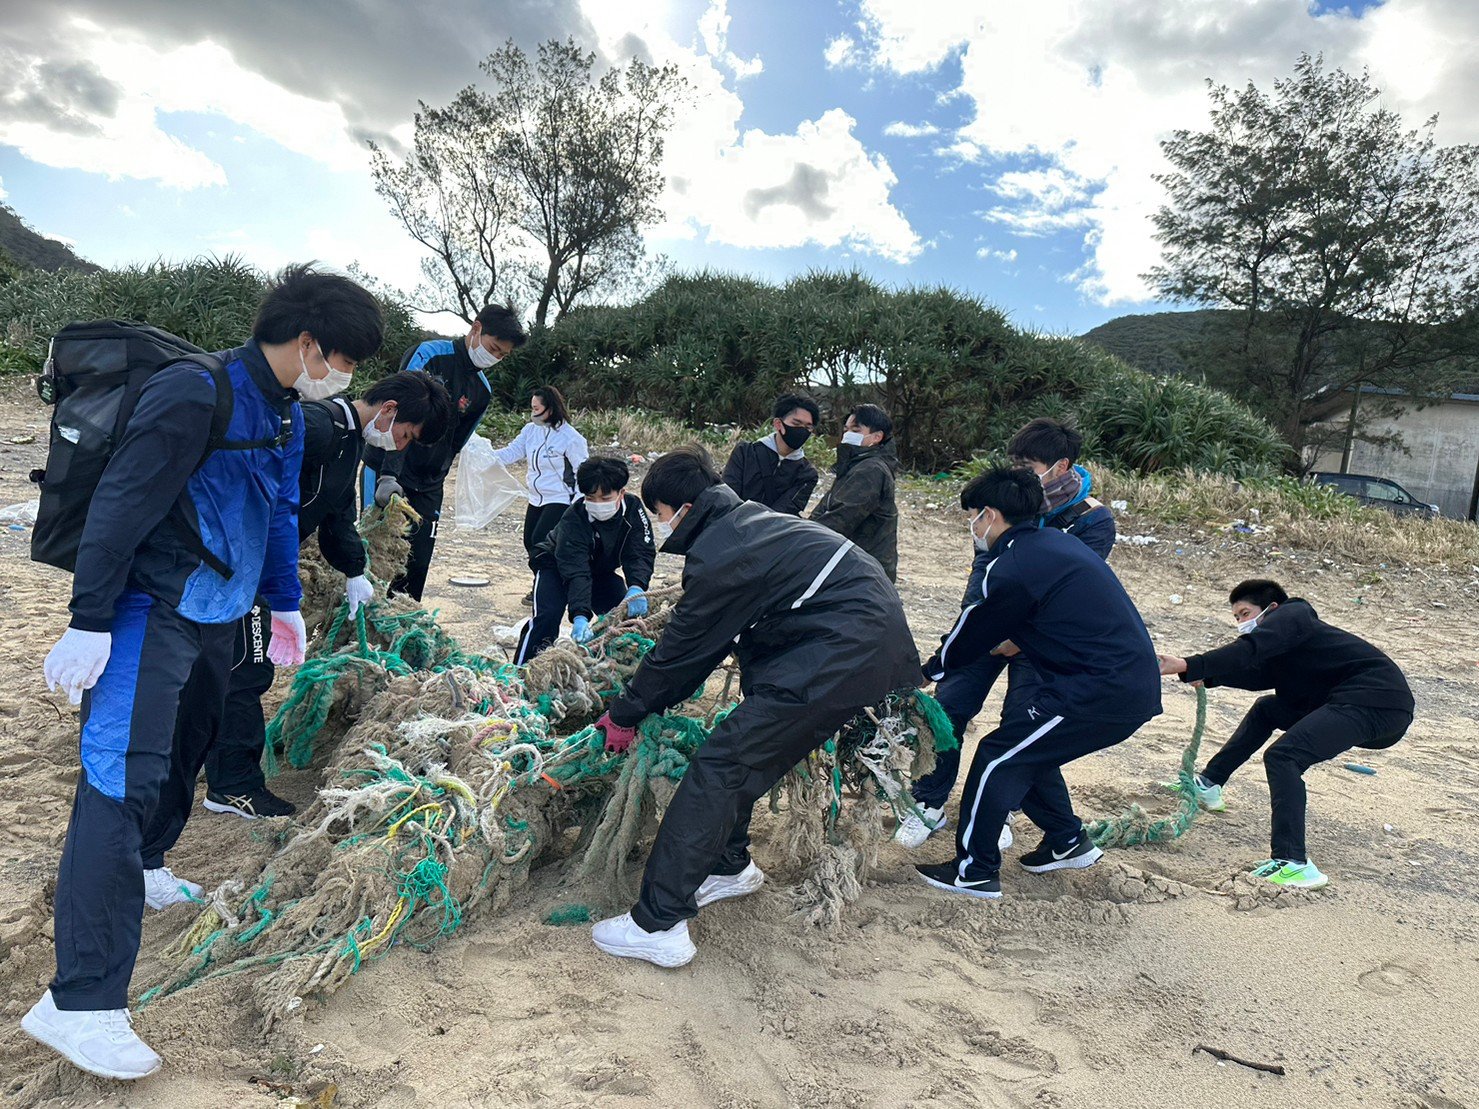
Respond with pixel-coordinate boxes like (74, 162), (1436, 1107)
(773, 393), (820, 424)
(364, 370), (454, 444)
(641, 444), (720, 512)
(1008, 417), (1082, 466)
(960, 467), (1046, 524)
(532, 385), (569, 429)
(253, 262), (384, 362)
(476, 303), (528, 347)
(578, 456), (629, 496)
(850, 403), (892, 439)
(1229, 579), (1288, 609)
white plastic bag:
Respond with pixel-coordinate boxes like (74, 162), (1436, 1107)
(453, 435), (523, 528)
(0, 498), (39, 525)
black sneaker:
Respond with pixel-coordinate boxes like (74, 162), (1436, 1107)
(521, 590), (534, 608)
(202, 788), (297, 820)
(1018, 833), (1103, 873)
(915, 861), (1001, 900)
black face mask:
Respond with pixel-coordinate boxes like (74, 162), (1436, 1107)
(780, 424), (812, 451)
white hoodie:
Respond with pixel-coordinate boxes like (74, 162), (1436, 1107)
(492, 421), (590, 506)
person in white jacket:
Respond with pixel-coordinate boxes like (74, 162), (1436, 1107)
(492, 386), (590, 570)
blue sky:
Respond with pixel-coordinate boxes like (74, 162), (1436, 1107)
(1, 0), (1471, 336)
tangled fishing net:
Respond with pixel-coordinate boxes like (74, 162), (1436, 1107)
(145, 498), (1210, 1025)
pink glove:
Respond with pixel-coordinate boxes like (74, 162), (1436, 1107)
(267, 610), (307, 667)
(595, 711), (637, 754)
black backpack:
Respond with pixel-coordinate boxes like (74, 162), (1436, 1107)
(29, 320), (288, 579)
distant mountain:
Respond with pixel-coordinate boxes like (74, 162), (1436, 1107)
(0, 204), (99, 274)
(1079, 309), (1237, 378)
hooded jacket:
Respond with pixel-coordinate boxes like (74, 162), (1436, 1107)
(491, 420), (590, 507)
(362, 337), (490, 493)
(722, 435), (819, 515)
(809, 437), (900, 580)
(608, 484), (920, 728)
(925, 521), (1162, 724)
(1180, 599), (1413, 713)
(532, 493), (655, 619)
(298, 397), (366, 578)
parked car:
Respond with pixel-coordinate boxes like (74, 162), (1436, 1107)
(1309, 472), (1441, 518)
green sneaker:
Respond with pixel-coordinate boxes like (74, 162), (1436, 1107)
(1192, 773), (1226, 812)
(1251, 859), (1329, 890)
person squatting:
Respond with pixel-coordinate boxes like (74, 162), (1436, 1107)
(28, 296), (1411, 1081)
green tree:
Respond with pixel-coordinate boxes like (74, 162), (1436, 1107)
(371, 39), (684, 327)
(1147, 55), (1479, 467)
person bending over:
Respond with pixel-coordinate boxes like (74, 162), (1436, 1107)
(1158, 579), (1412, 890)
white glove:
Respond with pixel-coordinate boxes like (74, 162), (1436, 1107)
(345, 575), (374, 617)
(267, 610), (307, 667)
(44, 628), (112, 705)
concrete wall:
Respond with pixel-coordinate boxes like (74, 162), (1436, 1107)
(1312, 397), (1479, 520)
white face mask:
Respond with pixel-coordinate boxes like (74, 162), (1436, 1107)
(840, 430), (866, 447)
(294, 343), (352, 400)
(585, 498), (621, 522)
(654, 505), (688, 543)
(1237, 605), (1271, 635)
(969, 509), (993, 552)
(362, 406), (399, 451)
(467, 331), (500, 369)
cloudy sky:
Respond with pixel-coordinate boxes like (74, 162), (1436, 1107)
(2, 0), (1476, 334)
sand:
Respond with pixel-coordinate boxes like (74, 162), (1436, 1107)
(0, 377), (1475, 1108)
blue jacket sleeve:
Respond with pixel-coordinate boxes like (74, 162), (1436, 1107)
(924, 557), (1033, 680)
(69, 368), (216, 632)
(258, 404), (306, 612)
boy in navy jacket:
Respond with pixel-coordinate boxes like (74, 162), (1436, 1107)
(514, 457), (655, 663)
(1158, 579), (1412, 890)
(898, 418), (1116, 849)
(30, 266), (384, 1080)
(916, 468), (1160, 900)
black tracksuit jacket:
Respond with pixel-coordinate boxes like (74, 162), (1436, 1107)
(531, 494), (656, 620)
(721, 438), (820, 515)
(608, 484), (921, 728)
(298, 398), (366, 577)
(1180, 599), (1413, 713)
(810, 439), (900, 580)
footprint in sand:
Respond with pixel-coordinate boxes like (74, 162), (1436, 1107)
(1356, 960), (1429, 997)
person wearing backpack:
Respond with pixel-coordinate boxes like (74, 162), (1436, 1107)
(194, 370), (453, 821)
(513, 456), (655, 664)
(362, 304), (528, 601)
(27, 265), (384, 1081)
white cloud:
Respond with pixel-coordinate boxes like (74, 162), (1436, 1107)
(850, 0), (1479, 304)
(0, 175), (6, 201)
(883, 120), (939, 137)
(584, 6), (920, 262)
(699, 0), (763, 80)
(976, 246), (1018, 263)
(824, 35), (857, 68)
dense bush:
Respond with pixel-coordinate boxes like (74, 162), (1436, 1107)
(0, 256), (424, 383)
(494, 270), (1287, 475)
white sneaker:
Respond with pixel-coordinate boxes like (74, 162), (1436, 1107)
(694, 861), (766, 908)
(591, 912), (696, 968)
(894, 805), (948, 849)
(143, 866), (202, 911)
(21, 991), (162, 1080)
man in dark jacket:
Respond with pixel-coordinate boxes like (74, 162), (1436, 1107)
(810, 403), (899, 580)
(196, 371), (453, 820)
(721, 393), (820, 515)
(1158, 579), (1412, 890)
(363, 304), (527, 600)
(898, 417), (1116, 849)
(31, 265), (383, 1080)
(915, 468), (1161, 901)
(514, 456), (655, 663)
(588, 446), (921, 967)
